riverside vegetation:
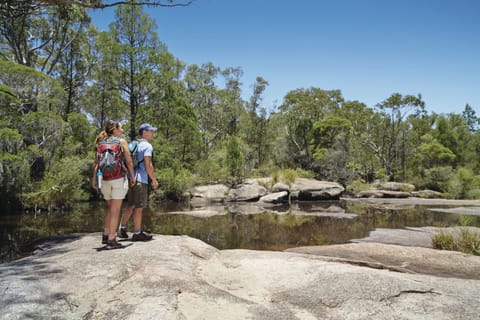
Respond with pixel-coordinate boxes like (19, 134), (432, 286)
(432, 228), (480, 255)
(2, 1), (480, 216)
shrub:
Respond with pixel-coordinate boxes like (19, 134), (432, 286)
(447, 168), (480, 199)
(431, 229), (456, 251)
(22, 156), (89, 211)
(431, 228), (480, 255)
(193, 158), (226, 184)
(346, 180), (370, 193)
(280, 168), (297, 185)
(156, 167), (195, 201)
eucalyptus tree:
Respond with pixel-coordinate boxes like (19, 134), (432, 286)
(365, 93), (425, 181)
(220, 66), (244, 137)
(334, 100), (378, 182)
(308, 115), (353, 183)
(1, 0), (90, 116)
(82, 29), (126, 127)
(0, 60), (64, 115)
(0, 0), (89, 73)
(184, 62), (229, 158)
(110, 1), (166, 138)
(240, 76), (270, 172)
(277, 87), (343, 170)
(0, 0), (43, 66)
(435, 113), (474, 169)
(152, 82), (201, 171)
(54, 17), (93, 116)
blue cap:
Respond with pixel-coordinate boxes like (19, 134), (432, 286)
(138, 123), (157, 134)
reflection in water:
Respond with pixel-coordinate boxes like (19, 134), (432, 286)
(1, 200), (480, 263)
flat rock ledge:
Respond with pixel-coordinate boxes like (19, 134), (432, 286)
(1, 234), (480, 319)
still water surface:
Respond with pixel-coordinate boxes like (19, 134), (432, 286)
(1, 200), (479, 263)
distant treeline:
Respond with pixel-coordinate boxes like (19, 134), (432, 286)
(1, 1), (480, 212)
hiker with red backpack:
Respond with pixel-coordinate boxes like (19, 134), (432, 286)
(92, 120), (135, 249)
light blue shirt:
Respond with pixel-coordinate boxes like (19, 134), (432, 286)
(134, 139), (153, 184)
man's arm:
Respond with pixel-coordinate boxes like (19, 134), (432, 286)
(143, 156), (158, 190)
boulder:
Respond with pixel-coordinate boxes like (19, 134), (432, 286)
(226, 183), (268, 202)
(356, 189), (411, 198)
(378, 182), (416, 192)
(288, 242), (480, 280)
(259, 191), (289, 204)
(190, 184), (229, 204)
(271, 182), (289, 192)
(411, 189), (443, 199)
(290, 178), (344, 200)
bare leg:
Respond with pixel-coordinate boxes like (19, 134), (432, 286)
(120, 204), (134, 226)
(108, 199), (123, 241)
(133, 207), (144, 231)
(104, 199), (112, 236)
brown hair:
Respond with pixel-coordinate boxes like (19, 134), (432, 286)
(94, 120), (120, 146)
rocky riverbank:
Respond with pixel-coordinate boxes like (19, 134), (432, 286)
(1, 231), (480, 319)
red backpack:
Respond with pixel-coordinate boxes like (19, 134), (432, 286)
(96, 137), (125, 180)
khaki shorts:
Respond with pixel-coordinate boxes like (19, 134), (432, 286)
(101, 177), (128, 200)
(126, 182), (149, 208)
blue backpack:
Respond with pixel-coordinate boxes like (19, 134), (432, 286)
(128, 140), (144, 170)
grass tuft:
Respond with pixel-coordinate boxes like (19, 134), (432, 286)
(431, 228), (480, 255)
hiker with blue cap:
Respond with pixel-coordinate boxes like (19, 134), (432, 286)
(118, 123), (158, 241)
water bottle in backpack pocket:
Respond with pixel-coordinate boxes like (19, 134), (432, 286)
(97, 169), (103, 189)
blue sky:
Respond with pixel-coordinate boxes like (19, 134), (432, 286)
(90, 0), (480, 114)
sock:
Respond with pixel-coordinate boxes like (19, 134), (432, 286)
(120, 224), (126, 229)
(134, 230), (141, 234)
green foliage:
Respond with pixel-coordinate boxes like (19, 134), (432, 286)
(194, 158), (226, 184)
(346, 180), (371, 193)
(415, 140), (456, 169)
(279, 168), (297, 185)
(431, 229), (456, 251)
(0, 128), (30, 200)
(416, 166), (453, 193)
(293, 168), (315, 179)
(278, 88), (345, 169)
(310, 116), (352, 153)
(432, 228), (480, 255)
(375, 168), (388, 182)
(23, 156), (89, 210)
(447, 167), (480, 199)
(156, 167), (195, 201)
(0, 84), (20, 121)
(225, 135), (245, 184)
(0, 60), (65, 114)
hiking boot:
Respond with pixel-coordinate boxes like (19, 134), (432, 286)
(132, 232), (153, 242)
(102, 234), (108, 244)
(117, 228), (129, 239)
(106, 239), (123, 249)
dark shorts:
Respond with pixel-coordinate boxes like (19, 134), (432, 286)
(126, 182), (149, 208)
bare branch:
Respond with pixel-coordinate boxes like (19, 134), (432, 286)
(36, 0), (193, 9)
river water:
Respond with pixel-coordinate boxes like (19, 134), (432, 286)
(1, 200), (479, 263)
